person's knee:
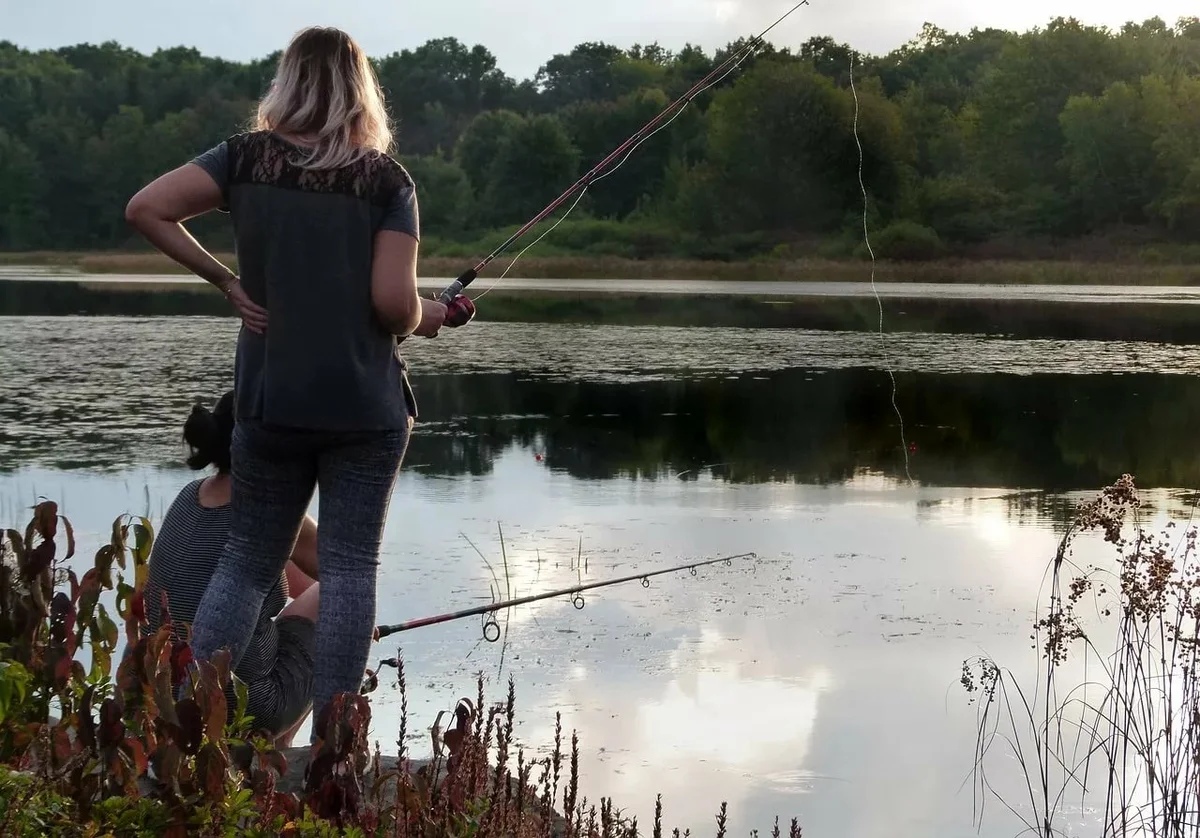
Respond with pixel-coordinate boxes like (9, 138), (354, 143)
(285, 561), (316, 598)
(278, 582), (319, 622)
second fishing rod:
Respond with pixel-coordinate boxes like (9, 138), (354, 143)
(375, 551), (756, 642)
(419, 0), (810, 332)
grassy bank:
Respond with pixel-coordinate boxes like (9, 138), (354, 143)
(6, 249), (1200, 285)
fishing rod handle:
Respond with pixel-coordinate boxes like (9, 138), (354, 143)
(433, 267), (478, 328)
(438, 268), (478, 304)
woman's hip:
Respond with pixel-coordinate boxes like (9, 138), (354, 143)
(229, 419), (410, 549)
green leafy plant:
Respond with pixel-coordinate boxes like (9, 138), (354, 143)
(0, 499), (804, 836)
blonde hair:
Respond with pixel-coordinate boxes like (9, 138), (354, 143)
(254, 26), (393, 170)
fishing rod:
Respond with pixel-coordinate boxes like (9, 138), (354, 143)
(375, 551), (756, 642)
(430, 0), (811, 328)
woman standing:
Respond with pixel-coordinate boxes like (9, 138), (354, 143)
(125, 26), (452, 741)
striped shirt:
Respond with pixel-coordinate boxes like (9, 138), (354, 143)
(141, 479), (288, 684)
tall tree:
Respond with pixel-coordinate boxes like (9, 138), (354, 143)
(690, 59), (911, 235)
(478, 114), (579, 226)
(0, 19), (1197, 252)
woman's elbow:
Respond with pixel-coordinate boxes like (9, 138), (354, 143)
(393, 301), (423, 337)
(124, 192), (154, 231)
(373, 287), (422, 336)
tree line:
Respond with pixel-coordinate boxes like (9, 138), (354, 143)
(0, 16), (1197, 261)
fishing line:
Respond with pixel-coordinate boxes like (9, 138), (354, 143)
(471, 21), (782, 301)
(472, 189), (589, 301)
(849, 52), (912, 485)
(430, 0), (812, 307)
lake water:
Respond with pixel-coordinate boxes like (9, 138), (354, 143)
(1, 313), (1196, 836)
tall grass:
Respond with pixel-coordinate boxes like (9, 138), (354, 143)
(962, 474), (1200, 837)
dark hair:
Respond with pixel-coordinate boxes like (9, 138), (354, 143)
(183, 391), (235, 473)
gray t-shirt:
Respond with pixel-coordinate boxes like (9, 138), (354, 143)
(192, 130), (420, 431)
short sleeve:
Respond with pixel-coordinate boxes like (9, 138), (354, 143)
(379, 183), (420, 241)
(190, 141), (230, 207)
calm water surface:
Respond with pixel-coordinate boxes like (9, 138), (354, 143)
(1, 315), (1197, 836)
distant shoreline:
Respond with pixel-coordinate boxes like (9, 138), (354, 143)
(7, 264), (1200, 344)
(4, 250), (1200, 286)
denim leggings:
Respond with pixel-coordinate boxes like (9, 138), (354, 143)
(187, 419), (411, 742)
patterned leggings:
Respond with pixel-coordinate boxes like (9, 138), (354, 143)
(186, 419), (410, 742)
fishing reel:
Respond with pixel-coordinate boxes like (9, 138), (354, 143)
(443, 293), (476, 328)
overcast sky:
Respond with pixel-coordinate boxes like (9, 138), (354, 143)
(2, 0), (1195, 80)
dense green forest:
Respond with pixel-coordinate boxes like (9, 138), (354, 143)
(0, 15), (1198, 261)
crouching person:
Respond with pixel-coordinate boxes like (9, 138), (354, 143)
(142, 391), (319, 747)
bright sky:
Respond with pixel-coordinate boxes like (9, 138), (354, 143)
(1, 0), (1194, 79)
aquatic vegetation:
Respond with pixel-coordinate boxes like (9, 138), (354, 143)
(0, 498), (802, 836)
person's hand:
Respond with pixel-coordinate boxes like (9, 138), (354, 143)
(373, 626), (380, 641)
(413, 298), (448, 338)
(224, 279), (268, 334)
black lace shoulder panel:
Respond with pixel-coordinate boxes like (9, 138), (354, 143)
(226, 131), (414, 207)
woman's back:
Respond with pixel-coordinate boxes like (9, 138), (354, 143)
(142, 478), (287, 682)
(192, 130), (419, 431)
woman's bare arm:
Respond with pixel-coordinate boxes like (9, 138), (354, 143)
(371, 230), (422, 337)
(126, 163), (268, 333)
(125, 164), (237, 289)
